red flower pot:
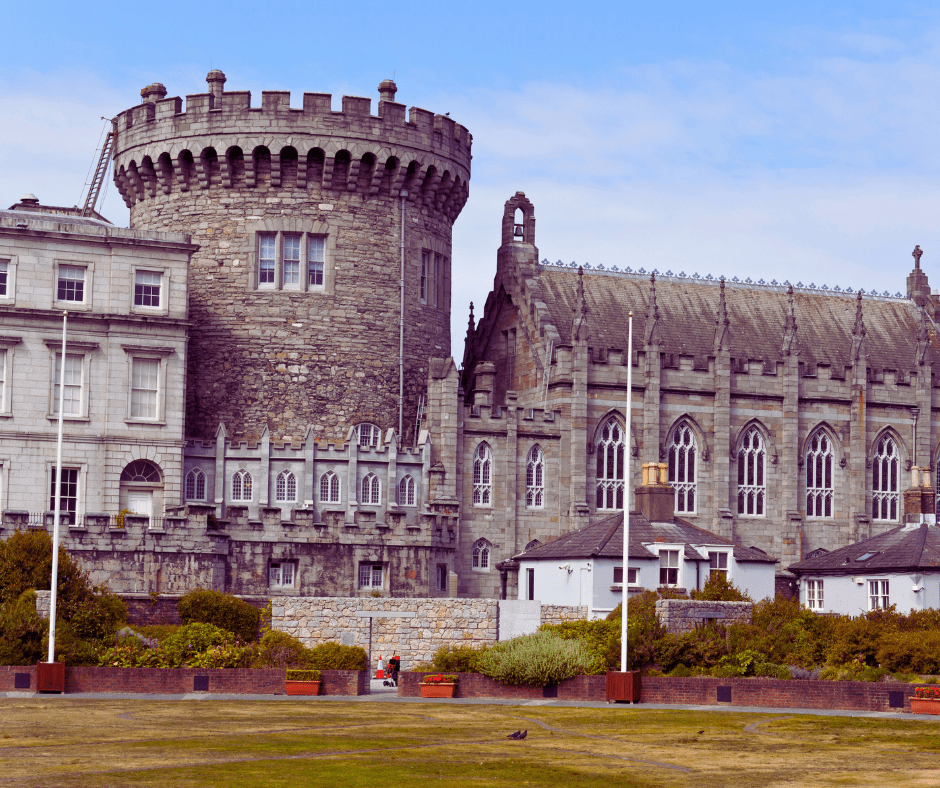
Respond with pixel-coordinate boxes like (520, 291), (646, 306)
(910, 698), (940, 715)
(285, 680), (321, 696)
(420, 683), (456, 698)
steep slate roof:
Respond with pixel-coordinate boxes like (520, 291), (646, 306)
(789, 523), (940, 575)
(514, 511), (777, 564)
(536, 266), (938, 372)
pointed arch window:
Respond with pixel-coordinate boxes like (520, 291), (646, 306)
(871, 435), (899, 522)
(596, 417), (625, 510)
(473, 442), (492, 506)
(398, 474), (416, 507)
(668, 421), (697, 514)
(806, 429), (834, 518)
(472, 538), (492, 571)
(361, 473), (380, 505)
(232, 469), (252, 502)
(275, 470), (297, 503)
(737, 427), (765, 516)
(319, 471), (340, 504)
(526, 445), (545, 508)
(185, 468), (206, 501)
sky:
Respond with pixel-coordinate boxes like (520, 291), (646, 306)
(3, 1), (940, 356)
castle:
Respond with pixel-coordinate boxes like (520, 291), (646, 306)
(1, 71), (938, 609)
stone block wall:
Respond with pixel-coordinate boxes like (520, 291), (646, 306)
(655, 599), (753, 634)
(271, 597), (586, 668)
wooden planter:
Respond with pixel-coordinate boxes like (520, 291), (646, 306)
(36, 662), (65, 693)
(420, 683), (457, 698)
(606, 671), (641, 702)
(910, 698), (940, 715)
(285, 680), (321, 696)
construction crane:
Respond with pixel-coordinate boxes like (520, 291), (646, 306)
(81, 130), (113, 218)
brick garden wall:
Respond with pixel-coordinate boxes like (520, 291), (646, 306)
(400, 672), (934, 713)
(0, 666), (366, 696)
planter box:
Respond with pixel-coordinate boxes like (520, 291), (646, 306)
(36, 662), (65, 693)
(910, 698), (940, 715)
(285, 680), (321, 696)
(420, 683), (457, 698)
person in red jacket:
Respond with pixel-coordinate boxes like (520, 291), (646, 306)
(387, 654), (401, 686)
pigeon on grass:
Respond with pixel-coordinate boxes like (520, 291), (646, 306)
(507, 730), (521, 739)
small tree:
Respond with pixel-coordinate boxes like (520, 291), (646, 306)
(690, 572), (751, 602)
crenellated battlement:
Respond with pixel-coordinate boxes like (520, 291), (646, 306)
(112, 71), (471, 221)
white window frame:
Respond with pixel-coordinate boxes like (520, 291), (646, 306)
(319, 471), (340, 504)
(361, 472), (381, 506)
(708, 551), (728, 579)
(357, 423), (381, 448)
(54, 260), (93, 309)
(871, 435), (900, 522)
(613, 566), (639, 586)
(472, 442), (492, 507)
(252, 229), (331, 292)
(868, 579), (890, 610)
(668, 422), (697, 515)
(525, 444), (545, 509)
(659, 549), (680, 587)
(48, 463), (83, 525)
(596, 417), (625, 511)
(130, 357), (160, 420)
(269, 560), (297, 588)
(45, 340), (96, 421)
(398, 474), (416, 506)
(121, 346), (173, 425)
(359, 562), (384, 589)
(806, 579), (824, 611)
(806, 429), (834, 519)
(472, 538), (492, 571)
(0, 336), (19, 416)
(0, 256), (17, 304)
(737, 426), (766, 517)
(275, 470), (297, 503)
(131, 267), (169, 315)
(185, 468), (207, 501)
(231, 469), (253, 502)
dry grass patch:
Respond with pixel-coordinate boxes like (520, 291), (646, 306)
(0, 700), (937, 788)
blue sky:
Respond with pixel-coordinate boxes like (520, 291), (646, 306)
(3, 1), (940, 354)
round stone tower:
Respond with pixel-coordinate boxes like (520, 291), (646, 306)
(112, 71), (471, 442)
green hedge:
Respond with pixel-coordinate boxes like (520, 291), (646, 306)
(177, 589), (261, 643)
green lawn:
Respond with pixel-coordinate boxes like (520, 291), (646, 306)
(0, 700), (937, 787)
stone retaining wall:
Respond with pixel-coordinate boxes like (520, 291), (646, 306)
(655, 599), (752, 634)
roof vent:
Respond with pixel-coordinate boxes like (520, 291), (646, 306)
(20, 193), (38, 204)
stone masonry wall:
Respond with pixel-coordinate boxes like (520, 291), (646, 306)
(655, 599), (753, 634)
(272, 597), (586, 668)
(114, 73), (471, 444)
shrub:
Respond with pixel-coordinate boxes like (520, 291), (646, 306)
(0, 590), (46, 666)
(540, 618), (620, 671)
(875, 631), (940, 675)
(475, 630), (601, 687)
(178, 589), (261, 643)
(307, 641), (368, 671)
(690, 573), (751, 602)
(287, 669), (321, 681)
(430, 643), (488, 673)
(253, 631), (314, 669)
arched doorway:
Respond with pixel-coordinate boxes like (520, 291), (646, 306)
(119, 460), (164, 523)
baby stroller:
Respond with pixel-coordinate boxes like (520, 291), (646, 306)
(383, 656), (401, 687)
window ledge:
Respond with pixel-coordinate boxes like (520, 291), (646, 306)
(46, 415), (90, 423)
(124, 419), (167, 427)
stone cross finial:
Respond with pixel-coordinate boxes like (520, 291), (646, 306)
(571, 266), (589, 342)
(851, 291), (867, 363)
(645, 273), (661, 346)
(714, 277), (731, 351)
(914, 245), (923, 269)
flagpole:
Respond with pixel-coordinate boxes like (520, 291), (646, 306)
(47, 311), (67, 664)
(620, 311), (633, 673)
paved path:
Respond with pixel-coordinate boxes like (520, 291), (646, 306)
(2, 682), (934, 723)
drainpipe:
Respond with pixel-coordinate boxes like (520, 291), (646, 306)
(399, 189), (408, 443)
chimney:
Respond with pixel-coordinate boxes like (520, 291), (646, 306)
(140, 82), (168, 104)
(206, 70), (227, 106)
(635, 462), (674, 522)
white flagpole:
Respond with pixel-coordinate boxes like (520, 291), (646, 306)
(620, 311), (633, 673)
(47, 311), (68, 664)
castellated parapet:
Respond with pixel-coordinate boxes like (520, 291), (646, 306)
(112, 71), (471, 443)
